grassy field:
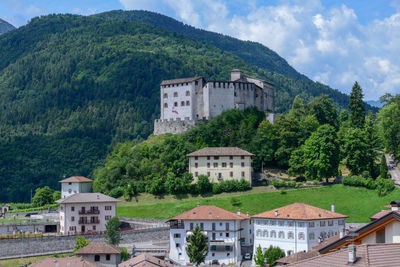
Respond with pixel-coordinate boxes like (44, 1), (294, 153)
(0, 254), (72, 267)
(117, 185), (400, 223)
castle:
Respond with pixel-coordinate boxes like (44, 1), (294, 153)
(154, 69), (275, 135)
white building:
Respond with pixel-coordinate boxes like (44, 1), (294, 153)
(75, 241), (122, 267)
(56, 193), (120, 235)
(154, 69), (274, 135)
(59, 176), (93, 199)
(168, 205), (253, 265)
(187, 147), (253, 184)
(252, 203), (347, 257)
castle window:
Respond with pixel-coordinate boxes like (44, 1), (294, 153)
(174, 92), (178, 97)
(230, 162), (233, 168)
(195, 172), (198, 177)
(163, 93), (168, 98)
(241, 162), (245, 167)
(213, 163), (218, 168)
(174, 102), (178, 107)
(222, 162), (227, 167)
(230, 172), (233, 177)
(241, 171), (245, 177)
(186, 91), (190, 96)
(186, 101), (190, 106)
(207, 172), (210, 177)
(207, 163), (210, 168)
(181, 101), (185, 106)
(164, 103), (168, 108)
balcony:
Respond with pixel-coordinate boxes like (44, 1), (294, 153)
(169, 220), (184, 229)
(78, 218), (100, 224)
(209, 241), (234, 252)
(78, 209), (100, 215)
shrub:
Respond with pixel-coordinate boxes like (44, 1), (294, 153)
(287, 181), (296, 188)
(196, 175), (212, 195)
(376, 178), (395, 196)
(343, 176), (395, 196)
(212, 183), (222, 194)
(272, 180), (286, 188)
(107, 187), (123, 198)
(230, 197), (241, 206)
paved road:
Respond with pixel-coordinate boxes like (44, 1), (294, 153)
(385, 154), (400, 187)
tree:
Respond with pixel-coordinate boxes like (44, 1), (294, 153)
(52, 191), (61, 201)
(302, 125), (340, 181)
(379, 154), (389, 179)
(289, 95), (306, 119)
(186, 225), (208, 266)
(165, 172), (193, 195)
(254, 245), (265, 266)
(378, 102), (400, 158)
(308, 95), (339, 129)
(250, 120), (278, 171)
(74, 236), (90, 252)
(288, 148), (305, 176)
(120, 247), (130, 261)
(105, 216), (121, 245)
(196, 175), (212, 195)
(32, 186), (54, 207)
(123, 184), (136, 201)
(349, 81), (365, 128)
(344, 128), (370, 175)
(264, 245), (285, 266)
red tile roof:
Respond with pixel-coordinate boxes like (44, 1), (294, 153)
(186, 147), (254, 157)
(75, 242), (122, 255)
(370, 210), (392, 220)
(59, 176), (93, 183)
(119, 253), (173, 267)
(170, 206), (249, 221)
(252, 203), (348, 220)
(28, 257), (102, 267)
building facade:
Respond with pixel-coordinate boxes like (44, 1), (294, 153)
(154, 69), (274, 135)
(59, 176), (93, 199)
(56, 193), (119, 235)
(168, 205), (253, 265)
(187, 147), (253, 183)
(252, 203), (347, 257)
(75, 242), (122, 267)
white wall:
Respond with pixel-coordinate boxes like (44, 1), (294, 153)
(81, 254), (120, 267)
(61, 182), (92, 199)
(161, 83), (195, 121)
(206, 82), (235, 119)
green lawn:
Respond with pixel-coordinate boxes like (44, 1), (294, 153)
(117, 185), (400, 223)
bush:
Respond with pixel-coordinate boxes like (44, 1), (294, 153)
(230, 197), (241, 206)
(287, 181), (296, 188)
(8, 203), (59, 213)
(343, 176), (365, 187)
(120, 247), (130, 261)
(272, 180), (286, 188)
(107, 187), (123, 198)
(376, 178), (395, 196)
(196, 175), (212, 195)
(212, 183), (222, 194)
(343, 175), (395, 196)
(146, 176), (166, 195)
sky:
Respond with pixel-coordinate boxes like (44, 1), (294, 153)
(1, 0), (400, 100)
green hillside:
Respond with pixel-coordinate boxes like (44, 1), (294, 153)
(0, 12), (375, 202)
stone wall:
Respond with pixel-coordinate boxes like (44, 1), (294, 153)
(0, 227), (169, 258)
(153, 118), (196, 135)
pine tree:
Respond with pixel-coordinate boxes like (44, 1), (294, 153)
(186, 225), (208, 266)
(105, 217), (121, 245)
(380, 154), (389, 179)
(349, 81), (365, 128)
(254, 245), (265, 266)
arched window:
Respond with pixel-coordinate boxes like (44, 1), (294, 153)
(174, 92), (178, 97)
(287, 250), (294, 256)
(263, 230), (268, 237)
(270, 231), (276, 238)
(309, 232), (315, 240)
(256, 229), (262, 237)
(298, 232), (305, 240)
(279, 231), (285, 239)
(288, 231), (294, 239)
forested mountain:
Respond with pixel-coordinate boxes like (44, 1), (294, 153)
(0, 18), (15, 34)
(0, 11), (375, 202)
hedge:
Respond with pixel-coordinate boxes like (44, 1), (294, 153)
(343, 176), (395, 196)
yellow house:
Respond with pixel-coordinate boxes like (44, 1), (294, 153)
(187, 147), (253, 184)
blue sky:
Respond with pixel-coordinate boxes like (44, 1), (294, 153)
(1, 0), (400, 100)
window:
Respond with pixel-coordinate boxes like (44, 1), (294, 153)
(190, 223), (194, 230)
(207, 156), (210, 160)
(61, 206), (63, 211)
(298, 232), (305, 240)
(226, 223), (230, 230)
(270, 231), (276, 238)
(176, 243), (181, 248)
(200, 223), (204, 229)
(308, 222), (315, 227)
(93, 226), (96, 231)
(279, 231), (285, 239)
(212, 253), (215, 257)
(207, 172), (210, 177)
(226, 233), (230, 237)
(288, 231), (294, 239)
(214, 156), (219, 160)
(229, 156), (233, 160)
(287, 250), (294, 255)
(195, 172), (198, 177)
(163, 93), (168, 98)
(338, 220), (345, 225)
(186, 91), (190, 96)
(320, 221), (326, 227)
(94, 255), (100, 262)
(207, 163), (210, 168)
(174, 102), (178, 107)
(241, 162), (245, 167)
(298, 222), (305, 227)
(68, 189), (72, 194)
(105, 215), (111, 220)
(105, 206), (112, 210)
(222, 162), (227, 167)
(256, 229), (262, 237)
(270, 220), (276, 226)
(213, 163), (218, 168)
(263, 230), (268, 237)
(241, 156), (245, 159)
(212, 223), (216, 230)
(71, 216), (74, 222)
(328, 220), (334, 226)
(195, 163), (198, 168)
(309, 232), (315, 240)
(69, 226), (76, 231)
(195, 81), (198, 85)
(320, 232), (327, 238)
(278, 221), (284, 226)
(186, 101), (190, 106)
(164, 103), (168, 108)
(106, 254), (110, 261)
(68, 182), (72, 185)
(230, 172), (233, 177)
(174, 233), (181, 238)
(174, 92), (178, 97)
(230, 162), (233, 168)
(328, 230), (334, 237)
(181, 101), (185, 106)
(241, 171), (245, 177)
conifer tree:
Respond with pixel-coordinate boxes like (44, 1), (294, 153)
(349, 81), (365, 128)
(186, 225), (208, 266)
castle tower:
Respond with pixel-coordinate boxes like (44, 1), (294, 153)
(59, 176), (93, 199)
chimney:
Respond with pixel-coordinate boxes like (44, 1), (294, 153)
(391, 202), (399, 211)
(230, 69), (243, 81)
(274, 210), (278, 217)
(348, 244), (357, 264)
(246, 211), (249, 216)
(237, 209), (241, 216)
(197, 202), (200, 207)
(331, 204), (335, 212)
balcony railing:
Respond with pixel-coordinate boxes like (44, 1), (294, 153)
(78, 218), (100, 224)
(169, 221), (184, 229)
(78, 209), (100, 215)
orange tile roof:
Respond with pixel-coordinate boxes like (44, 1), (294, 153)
(252, 203), (348, 220)
(59, 176), (93, 183)
(370, 210), (392, 220)
(75, 242), (123, 255)
(119, 253), (173, 267)
(28, 257), (102, 267)
(170, 206), (249, 221)
(186, 147), (254, 157)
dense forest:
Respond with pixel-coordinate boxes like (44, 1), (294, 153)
(0, 11), (376, 202)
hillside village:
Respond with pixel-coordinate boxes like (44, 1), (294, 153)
(1, 5), (400, 267)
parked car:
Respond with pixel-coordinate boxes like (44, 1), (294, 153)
(244, 253), (252, 260)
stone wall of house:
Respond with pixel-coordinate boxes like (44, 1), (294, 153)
(0, 227), (169, 258)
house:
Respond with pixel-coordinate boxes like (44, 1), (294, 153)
(59, 176), (93, 199)
(285, 243), (400, 267)
(56, 193), (120, 235)
(186, 147), (253, 184)
(119, 253), (173, 267)
(75, 242), (123, 267)
(154, 69), (274, 135)
(28, 257), (103, 267)
(167, 205), (252, 265)
(252, 203), (347, 257)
